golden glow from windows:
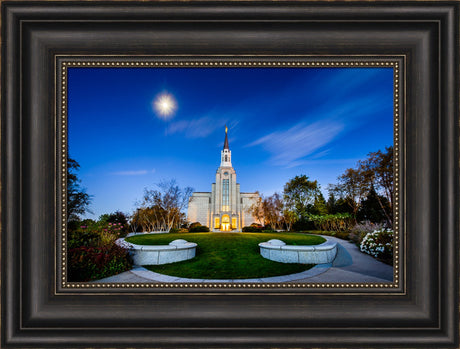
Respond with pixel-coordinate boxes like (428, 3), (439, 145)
(221, 215), (230, 231)
(214, 217), (220, 229)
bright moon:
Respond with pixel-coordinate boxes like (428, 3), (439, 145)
(153, 93), (177, 120)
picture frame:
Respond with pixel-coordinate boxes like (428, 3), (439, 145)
(1, 1), (458, 348)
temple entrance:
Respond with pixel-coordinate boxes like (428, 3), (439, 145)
(221, 214), (230, 231)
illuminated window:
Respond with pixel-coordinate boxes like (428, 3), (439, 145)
(232, 217), (237, 229)
(214, 217), (220, 228)
(222, 179), (229, 211)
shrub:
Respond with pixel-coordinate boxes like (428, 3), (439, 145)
(169, 228), (188, 233)
(189, 222), (202, 229)
(189, 225), (210, 232)
(308, 213), (354, 232)
(98, 212), (130, 237)
(292, 219), (316, 231)
(68, 229), (101, 249)
(68, 244), (132, 282)
(360, 228), (393, 264)
(242, 226), (262, 232)
(349, 221), (385, 245)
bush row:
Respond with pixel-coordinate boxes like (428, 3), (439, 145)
(68, 244), (132, 282)
(68, 221), (132, 282)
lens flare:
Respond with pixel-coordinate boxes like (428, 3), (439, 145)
(153, 93), (177, 120)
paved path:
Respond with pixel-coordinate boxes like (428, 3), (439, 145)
(289, 236), (393, 283)
(94, 236), (393, 284)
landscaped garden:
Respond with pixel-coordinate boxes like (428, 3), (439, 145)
(125, 232), (325, 279)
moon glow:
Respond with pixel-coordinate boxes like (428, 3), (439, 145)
(153, 93), (177, 119)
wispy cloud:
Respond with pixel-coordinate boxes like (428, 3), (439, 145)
(165, 116), (237, 139)
(248, 120), (344, 167)
(111, 169), (155, 176)
(247, 90), (391, 168)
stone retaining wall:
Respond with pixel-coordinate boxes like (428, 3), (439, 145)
(116, 238), (197, 265)
(258, 238), (337, 264)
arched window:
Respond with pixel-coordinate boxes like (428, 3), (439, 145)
(225, 155), (227, 162)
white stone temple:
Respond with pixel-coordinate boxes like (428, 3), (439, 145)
(187, 127), (260, 231)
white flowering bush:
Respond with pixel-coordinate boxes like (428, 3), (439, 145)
(360, 228), (393, 262)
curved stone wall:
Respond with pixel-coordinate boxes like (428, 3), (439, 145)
(116, 238), (197, 265)
(258, 238), (337, 264)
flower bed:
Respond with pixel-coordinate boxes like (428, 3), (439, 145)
(360, 228), (393, 264)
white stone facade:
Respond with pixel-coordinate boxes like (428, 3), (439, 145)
(187, 128), (259, 231)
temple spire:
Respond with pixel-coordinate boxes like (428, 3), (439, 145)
(223, 125), (229, 150)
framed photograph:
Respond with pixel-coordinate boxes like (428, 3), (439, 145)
(64, 59), (396, 286)
(2, 1), (458, 348)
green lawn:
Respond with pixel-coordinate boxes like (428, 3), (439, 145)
(125, 232), (326, 279)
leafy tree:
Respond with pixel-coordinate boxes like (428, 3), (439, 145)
(334, 197), (355, 215)
(326, 192), (337, 214)
(248, 192), (266, 226)
(282, 208), (298, 231)
(67, 157), (92, 222)
(328, 146), (393, 226)
(328, 168), (368, 222)
(136, 179), (193, 232)
(283, 175), (321, 219)
(99, 211), (128, 226)
(99, 211), (129, 235)
(311, 192), (328, 215)
(266, 192), (284, 230)
(359, 146), (393, 226)
(357, 187), (391, 224)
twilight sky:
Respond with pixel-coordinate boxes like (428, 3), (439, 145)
(68, 67), (394, 220)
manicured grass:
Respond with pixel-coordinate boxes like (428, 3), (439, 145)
(125, 232), (326, 279)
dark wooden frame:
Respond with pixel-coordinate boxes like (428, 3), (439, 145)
(1, 1), (458, 348)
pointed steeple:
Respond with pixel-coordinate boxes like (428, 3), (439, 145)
(220, 126), (232, 167)
(223, 125), (229, 150)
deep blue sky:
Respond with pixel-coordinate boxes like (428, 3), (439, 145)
(68, 67), (394, 220)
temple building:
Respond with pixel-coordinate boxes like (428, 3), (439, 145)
(187, 127), (260, 231)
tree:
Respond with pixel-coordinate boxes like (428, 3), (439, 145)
(248, 192), (285, 230)
(357, 186), (391, 224)
(267, 192), (284, 230)
(282, 208), (298, 231)
(334, 197), (355, 215)
(328, 145), (393, 226)
(137, 179), (193, 232)
(359, 146), (393, 226)
(248, 192), (266, 226)
(99, 211), (128, 226)
(67, 157), (92, 222)
(326, 192), (337, 214)
(283, 175), (321, 219)
(311, 192), (328, 215)
(328, 168), (368, 222)
(99, 211), (129, 234)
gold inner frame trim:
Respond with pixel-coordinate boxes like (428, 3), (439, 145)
(58, 57), (402, 291)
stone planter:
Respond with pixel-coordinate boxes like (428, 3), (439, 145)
(258, 238), (337, 264)
(116, 238), (197, 265)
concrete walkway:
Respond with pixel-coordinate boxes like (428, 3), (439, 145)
(94, 236), (393, 284)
